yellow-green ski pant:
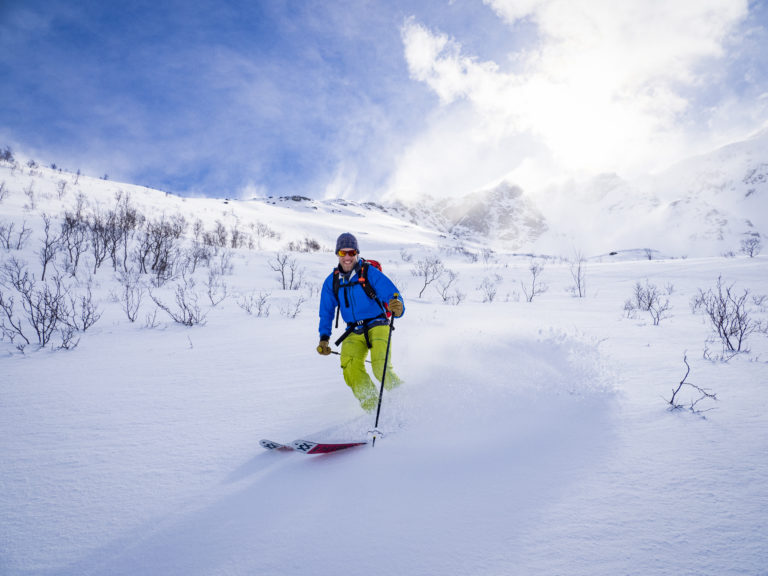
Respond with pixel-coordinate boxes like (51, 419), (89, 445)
(339, 324), (401, 412)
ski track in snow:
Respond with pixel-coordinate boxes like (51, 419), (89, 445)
(21, 334), (618, 576)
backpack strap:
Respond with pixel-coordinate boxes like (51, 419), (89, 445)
(332, 268), (341, 328)
(332, 259), (388, 330)
(356, 261), (379, 301)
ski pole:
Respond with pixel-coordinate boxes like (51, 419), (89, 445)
(371, 315), (395, 447)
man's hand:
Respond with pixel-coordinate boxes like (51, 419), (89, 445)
(317, 340), (332, 355)
(388, 298), (404, 318)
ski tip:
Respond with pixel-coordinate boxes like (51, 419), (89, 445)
(259, 439), (290, 450)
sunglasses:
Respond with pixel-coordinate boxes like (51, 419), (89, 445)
(337, 249), (358, 257)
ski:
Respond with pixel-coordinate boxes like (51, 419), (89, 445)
(260, 438), (367, 455)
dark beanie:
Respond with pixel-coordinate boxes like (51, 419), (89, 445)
(335, 232), (359, 252)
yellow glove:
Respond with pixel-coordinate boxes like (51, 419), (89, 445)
(317, 340), (332, 355)
(388, 298), (404, 318)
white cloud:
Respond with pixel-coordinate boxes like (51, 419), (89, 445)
(391, 1), (752, 200)
(402, 17), (499, 105)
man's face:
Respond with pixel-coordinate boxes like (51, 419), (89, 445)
(338, 249), (358, 273)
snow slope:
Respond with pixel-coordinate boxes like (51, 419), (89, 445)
(1, 162), (767, 575)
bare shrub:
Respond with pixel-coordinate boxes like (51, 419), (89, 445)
(667, 354), (717, 415)
(740, 235), (762, 257)
(23, 182), (35, 211)
(0, 220), (33, 251)
(184, 242), (212, 274)
(60, 205), (89, 276)
(144, 308), (160, 329)
(303, 281), (321, 299)
(627, 279), (671, 325)
(436, 269), (463, 304)
(25, 276), (69, 346)
(205, 268), (228, 307)
(208, 221), (228, 248)
(0, 221), (13, 250)
(56, 180), (68, 200)
(209, 249), (234, 277)
(254, 222), (280, 248)
(269, 253), (304, 290)
(135, 214), (187, 286)
(644, 248), (654, 260)
(58, 323), (80, 350)
(67, 278), (101, 332)
(521, 259), (548, 302)
(288, 237), (321, 252)
(0, 289), (28, 345)
(479, 277), (498, 303)
(150, 281), (207, 326)
(280, 295), (306, 319)
(481, 249), (495, 267)
(0, 271), (77, 347)
(412, 256), (444, 298)
(110, 192), (144, 272)
(87, 207), (112, 273)
(255, 221), (279, 238)
(192, 219), (204, 243)
(116, 269), (144, 322)
(38, 213), (60, 281)
(230, 224), (251, 249)
(238, 290), (271, 317)
(0, 257), (29, 292)
(568, 251), (587, 298)
(692, 276), (755, 354)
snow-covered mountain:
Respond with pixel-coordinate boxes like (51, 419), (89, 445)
(2, 128), (766, 258)
(530, 128), (768, 256)
(650, 128), (768, 246)
(387, 127), (768, 257)
(385, 181), (547, 251)
(391, 127), (768, 256)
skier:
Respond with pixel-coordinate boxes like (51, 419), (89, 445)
(317, 232), (404, 412)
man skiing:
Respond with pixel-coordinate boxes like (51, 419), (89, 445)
(317, 232), (404, 412)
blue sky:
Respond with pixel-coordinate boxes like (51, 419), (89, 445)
(1, 1), (766, 200)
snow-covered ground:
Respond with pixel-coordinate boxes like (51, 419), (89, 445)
(1, 163), (767, 575)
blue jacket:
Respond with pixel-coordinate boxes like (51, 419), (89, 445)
(318, 260), (404, 340)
